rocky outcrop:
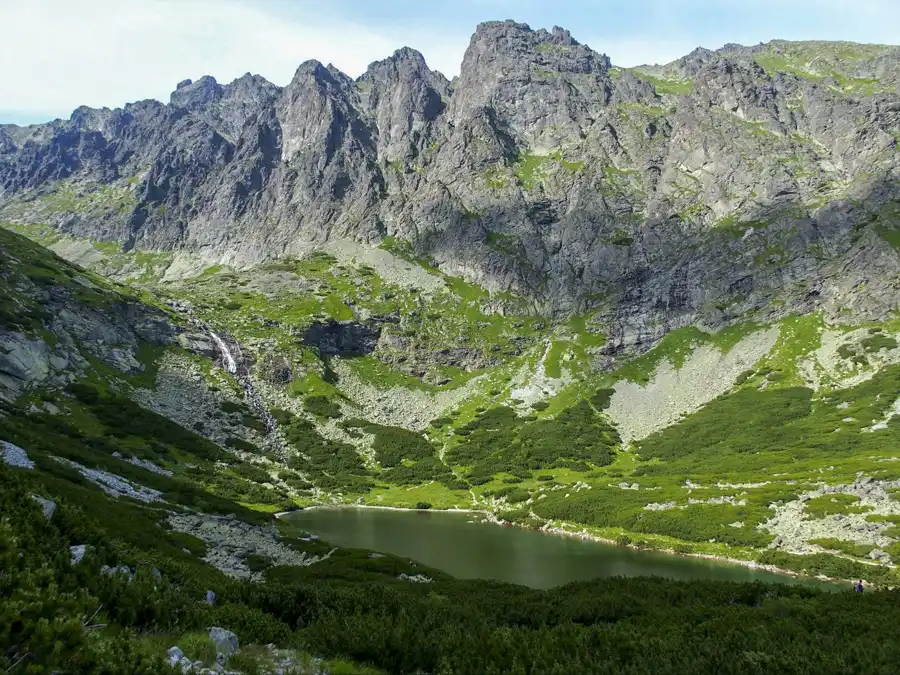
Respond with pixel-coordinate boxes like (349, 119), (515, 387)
(31, 495), (56, 520)
(0, 228), (180, 400)
(0, 440), (35, 469)
(54, 457), (164, 503)
(763, 476), (900, 556)
(302, 320), (380, 357)
(207, 627), (239, 657)
(0, 22), (898, 350)
(167, 513), (335, 580)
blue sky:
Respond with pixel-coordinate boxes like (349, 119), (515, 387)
(1, 0), (897, 125)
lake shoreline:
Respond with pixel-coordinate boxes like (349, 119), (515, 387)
(275, 504), (487, 518)
(278, 504), (848, 587)
(494, 515), (851, 586)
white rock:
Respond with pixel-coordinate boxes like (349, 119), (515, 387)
(53, 457), (164, 503)
(207, 627), (239, 656)
(1, 441), (34, 469)
(126, 456), (174, 477)
(70, 544), (88, 565)
(167, 646), (185, 668)
(101, 564), (134, 580)
(398, 573), (433, 583)
(869, 549), (890, 562)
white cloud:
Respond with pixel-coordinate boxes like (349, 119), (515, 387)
(0, 0), (467, 121)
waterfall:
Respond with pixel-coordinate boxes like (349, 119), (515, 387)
(179, 310), (279, 439)
(209, 331), (237, 374)
(206, 327), (278, 436)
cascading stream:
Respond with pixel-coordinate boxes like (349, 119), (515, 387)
(209, 331), (237, 374)
(178, 310), (278, 437)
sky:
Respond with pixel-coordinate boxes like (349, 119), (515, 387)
(1, 0), (898, 125)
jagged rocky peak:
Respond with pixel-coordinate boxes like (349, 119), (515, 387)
(658, 46), (717, 78)
(357, 47), (450, 162)
(449, 20), (617, 142)
(167, 73), (281, 142)
(360, 46), (451, 97)
(170, 75), (223, 110)
(0, 21), (898, 325)
(224, 73), (281, 103)
(476, 20), (609, 72)
(69, 105), (116, 135)
(276, 59), (355, 162)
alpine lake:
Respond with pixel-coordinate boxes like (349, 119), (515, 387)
(285, 507), (839, 590)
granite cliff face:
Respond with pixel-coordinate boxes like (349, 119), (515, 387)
(1, 21), (899, 356)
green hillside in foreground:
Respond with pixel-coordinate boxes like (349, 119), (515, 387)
(3, 221), (900, 574)
(1, 221), (900, 672)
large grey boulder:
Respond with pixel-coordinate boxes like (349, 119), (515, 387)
(869, 548), (891, 562)
(207, 627), (239, 656)
(166, 646), (184, 668)
(69, 544), (88, 565)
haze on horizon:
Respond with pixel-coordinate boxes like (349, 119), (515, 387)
(1, 0), (898, 125)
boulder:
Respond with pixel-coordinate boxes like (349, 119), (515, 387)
(205, 590), (217, 605)
(70, 544), (88, 565)
(101, 564), (134, 581)
(178, 333), (218, 358)
(167, 646), (185, 668)
(869, 548), (891, 562)
(0, 334), (52, 393)
(207, 627), (239, 656)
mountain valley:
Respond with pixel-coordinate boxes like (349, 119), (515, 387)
(1, 19), (900, 674)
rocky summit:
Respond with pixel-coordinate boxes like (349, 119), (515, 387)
(2, 21), (898, 350)
(1, 19), (900, 675)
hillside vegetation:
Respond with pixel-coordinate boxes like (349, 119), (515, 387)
(1, 23), (900, 674)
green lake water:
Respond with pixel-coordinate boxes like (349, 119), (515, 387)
(286, 507), (837, 590)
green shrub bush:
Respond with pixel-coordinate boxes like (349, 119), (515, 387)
(305, 395), (342, 419)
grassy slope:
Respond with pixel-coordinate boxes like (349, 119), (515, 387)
(631, 39), (900, 98)
(3, 219), (900, 582)
(5, 231), (900, 673)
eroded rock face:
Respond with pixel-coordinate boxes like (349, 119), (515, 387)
(302, 320), (380, 357)
(1, 21), (898, 343)
(0, 229), (179, 400)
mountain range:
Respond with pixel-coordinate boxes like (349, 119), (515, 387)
(2, 21), (898, 353)
(1, 20), (900, 672)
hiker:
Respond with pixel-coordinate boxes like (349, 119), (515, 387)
(855, 580), (864, 593)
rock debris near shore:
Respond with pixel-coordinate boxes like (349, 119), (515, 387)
(763, 476), (900, 558)
(168, 513), (336, 580)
